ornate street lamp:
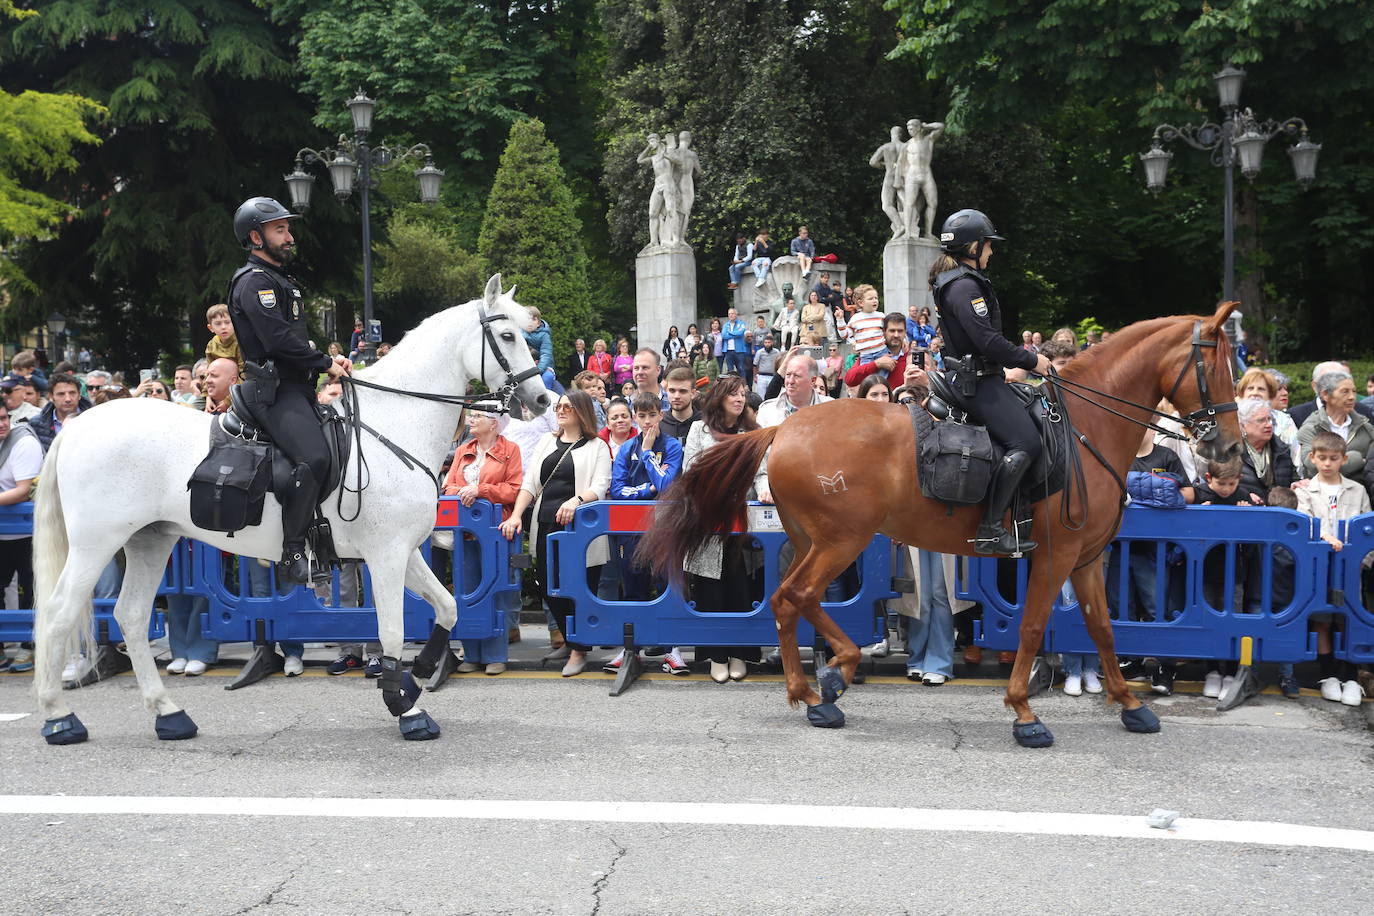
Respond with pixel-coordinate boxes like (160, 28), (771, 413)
(46, 311), (67, 364)
(283, 92), (445, 360)
(1141, 65), (1321, 303)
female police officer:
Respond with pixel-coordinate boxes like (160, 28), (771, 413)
(929, 209), (1052, 555)
(227, 197), (352, 584)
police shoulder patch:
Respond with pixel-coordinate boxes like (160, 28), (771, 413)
(970, 296), (988, 317)
(257, 289), (277, 308)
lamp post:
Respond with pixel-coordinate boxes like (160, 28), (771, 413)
(1141, 65), (1320, 304)
(46, 311), (66, 365)
(283, 91), (445, 361)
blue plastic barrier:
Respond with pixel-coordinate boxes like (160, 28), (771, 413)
(1333, 513), (1374, 664)
(962, 505), (1332, 662)
(547, 500), (892, 651)
(0, 503), (168, 643)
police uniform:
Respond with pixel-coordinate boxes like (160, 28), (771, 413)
(227, 253), (332, 553)
(933, 264), (1041, 460)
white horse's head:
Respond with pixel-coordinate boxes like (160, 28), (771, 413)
(472, 273), (551, 416)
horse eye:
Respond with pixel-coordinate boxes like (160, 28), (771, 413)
(501, 331), (516, 342)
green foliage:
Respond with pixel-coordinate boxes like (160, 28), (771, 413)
(375, 206), (488, 319)
(478, 118), (593, 360)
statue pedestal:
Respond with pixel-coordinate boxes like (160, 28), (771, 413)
(883, 237), (939, 317)
(635, 244), (697, 353)
(733, 258), (847, 329)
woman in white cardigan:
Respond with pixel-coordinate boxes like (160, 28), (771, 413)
(500, 389), (611, 676)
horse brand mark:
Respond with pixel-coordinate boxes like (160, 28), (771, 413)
(818, 471), (848, 494)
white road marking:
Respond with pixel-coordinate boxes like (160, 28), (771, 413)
(1, 796), (1371, 852)
(0, 713), (29, 722)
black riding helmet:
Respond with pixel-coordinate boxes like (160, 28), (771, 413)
(234, 197), (299, 250)
(938, 208), (1005, 255)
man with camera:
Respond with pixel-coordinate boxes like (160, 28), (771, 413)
(843, 312), (927, 395)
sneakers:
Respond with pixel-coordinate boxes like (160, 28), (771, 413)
(327, 653), (364, 675)
(61, 654), (92, 684)
(184, 660), (208, 677)
(456, 662), (481, 674)
(1202, 670), (1223, 698)
(283, 655), (304, 677)
(1318, 676), (1342, 702)
(1120, 659), (1152, 682)
(906, 668), (923, 682)
(1340, 679), (1365, 707)
(9, 650), (33, 673)
(1063, 674), (1083, 697)
(1220, 675), (1235, 695)
(485, 663), (506, 676)
(921, 672), (947, 686)
(363, 657), (383, 678)
(603, 649), (628, 673)
(167, 657), (189, 675)
(869, 639), (890, 658)
(1083, 671), (1103, 694)
(661, 651), (690, 676)
(1278, 674), (1301, 699)
(0, 653), (11, 672)
(1150, 666), (1175, 697)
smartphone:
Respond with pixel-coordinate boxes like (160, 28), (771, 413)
(140, 368), (157, 383)
(913, 348), (928, 369)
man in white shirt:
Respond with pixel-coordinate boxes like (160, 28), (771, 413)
(755, 352), (831, 502)
(0, 401), (43, 672)
(0, 375), (40, 424)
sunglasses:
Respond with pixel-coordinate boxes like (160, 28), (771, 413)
(554, 402), (573, 412)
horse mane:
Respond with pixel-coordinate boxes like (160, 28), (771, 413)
(1060, 312), (1229, 397)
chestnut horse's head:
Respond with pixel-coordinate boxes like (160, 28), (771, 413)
(1159, 300), (1243, 465)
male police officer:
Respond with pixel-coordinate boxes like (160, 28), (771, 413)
(228, 197), (351, 584)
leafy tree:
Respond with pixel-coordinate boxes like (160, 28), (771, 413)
(0, 0), (360, 372)
(0, 1), (102, 295)
(478, 118), (593, 360)
(890, 0), (1374, 359)
(374, 206), (488, 326)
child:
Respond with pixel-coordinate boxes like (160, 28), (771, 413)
(839, 283), (888, 364)
(607, 393), (686, 675)
(1194, 454), (1249, 697)
(204, 303), (244, 376)
(1193, 456), (1246, 506)
(1266, 486), (1302, 698)
(1296, 430), (1372, 706)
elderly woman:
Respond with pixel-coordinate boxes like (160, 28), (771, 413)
(1237, 397), (1296, 504)
(1297, 370), (1374, 483)
(1236, 367), (1299, 464)
(444, 401), (523, 675)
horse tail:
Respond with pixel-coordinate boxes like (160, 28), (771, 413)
(636, 427), (779, 588)
(31, 431), (87, 668)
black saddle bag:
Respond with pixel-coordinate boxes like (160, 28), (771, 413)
(918, 417), (997, 507)
(188, 436), (273, 533)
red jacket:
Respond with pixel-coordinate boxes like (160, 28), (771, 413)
(843, 346), (910, 392)
(587, 351), (614, 377)
(442, 434), (523, 521)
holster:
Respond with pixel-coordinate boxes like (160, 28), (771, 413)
(241, 360), (279, 408)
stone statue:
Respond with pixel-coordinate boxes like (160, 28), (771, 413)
(899, 118), (944, 240)
(668, 130), (700, 242)
(637, 132), (681, 247)
(869, 125), (906, 239)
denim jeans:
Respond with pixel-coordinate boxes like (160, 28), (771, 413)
(729, 262), (746, 284)
(904, 550), (954, 677)
(165, 595), (218, 664)
(246, 558), (305, 660)
(596, 536), (623, 601)
(459, 536), (514, 664)
(1056, 581), (1099, 677)
(751, 257), (772, 282)
(723, 350), (749, 377)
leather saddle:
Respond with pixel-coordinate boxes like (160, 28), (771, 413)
(920, 375), (1069, 503)
(222, 383), (350, 505)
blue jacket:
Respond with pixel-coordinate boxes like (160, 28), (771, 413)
(722, 318), (747, 353)
(523, 320), (554, 373)
(611, 432), (683, 500)
(1125, 470), (1186, 509)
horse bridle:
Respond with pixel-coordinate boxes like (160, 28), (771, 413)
(476, 298), (543, 407)
(1162, 320), (1238, 443)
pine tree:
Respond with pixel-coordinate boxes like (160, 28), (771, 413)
(478, 119), (593, 362)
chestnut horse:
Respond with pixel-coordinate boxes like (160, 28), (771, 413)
(638, 302), (1242, 747)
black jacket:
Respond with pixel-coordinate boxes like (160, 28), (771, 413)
(28, 398), (93, 451)
(1236, 440), (1295, 504)
(227, 254), (331, 385)
(932, 265), (1036, 373)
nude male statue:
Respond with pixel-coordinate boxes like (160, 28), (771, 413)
(668, 130), (700, 242)
(900, 118), (945, 240)
(869, 125), (906, 239)
(637, 132), (680, 247)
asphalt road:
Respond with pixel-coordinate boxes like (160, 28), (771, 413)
(2, 635), (1372, 915)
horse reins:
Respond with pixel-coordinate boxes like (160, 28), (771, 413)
(333, 299), (542, 522)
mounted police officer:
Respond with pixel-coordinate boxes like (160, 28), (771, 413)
(930, 209), (1053, 555)
(228, 197), (352, 584)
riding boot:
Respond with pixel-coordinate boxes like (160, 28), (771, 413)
(975, 450), (1038, 555)
(279, 463), (320, 585)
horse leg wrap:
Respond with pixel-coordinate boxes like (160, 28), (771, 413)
(410, 625), (452, 680)
(806, 703), (846, 729)
(1121, 704), (1162, 734)
(155, 710), (199, 741)
(1011, 717), (1055, 748)
(41, 713), (89, 746)
(376, 656), (420, 717)
(817, 666), (847, 705)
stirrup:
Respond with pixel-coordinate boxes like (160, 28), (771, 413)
(973, 524), (1037, 557)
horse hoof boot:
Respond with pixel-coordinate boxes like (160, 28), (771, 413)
(154, 710), (199, 741)
(1121, 704), (1162, 734)
(817, 666), (847, 705)
(1012, 717), (1054, 748)
(806, 703), (846, 729)
(41, 713), (89, 745)
(399, 709), (441, 741)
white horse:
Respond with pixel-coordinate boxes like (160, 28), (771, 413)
(32, 274), (550, 744)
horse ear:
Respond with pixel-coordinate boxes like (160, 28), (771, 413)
(1203, 300), (1238, 338)
(505, 283), (517, 300)
(484, 274), (502, 307)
